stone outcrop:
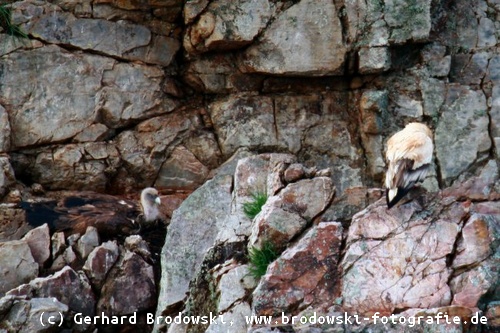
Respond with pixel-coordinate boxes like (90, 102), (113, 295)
(0, 0), (499, 332)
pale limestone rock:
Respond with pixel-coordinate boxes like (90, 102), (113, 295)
(0, 240), (38, 295)
(73, 123), (112, 143)
(51, 232), (66, 258)
(217, 264), (251, 313)
(22, 224), (50, 267)
(240, 0), (346, 76)
(206, 301), (252, 333)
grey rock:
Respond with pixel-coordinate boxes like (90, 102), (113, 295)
(98, 251), (155, 315)
(22, 224), (51, 267)
(51, 232), (66, 258)
(0, 157), (16, 198)
(83, 241), (120, 290)
(155, 145), (209, 190)
(76, 226), (100, 260)
(385, 0), (431, 43)
(0, 45), (112, 148)
(156, 174), (233, 311)
(478, 17), (497, 47)
(0, 240), (38, 295)
(8, 266), (96, 317)
(124, 235), (151, 260)
(206, 301), (252, 333)
(240, 0), (346, 75)
(1, 297), (69, 333)
(0, 204), (29, 242)
(185, 0), (272, 54)
(358, 47), (391, 74)
(0, 105), (11, 152)
(435, 87), (490, 184)
(217, 264), (251, 313)
(73, 123), (112, 143)
(209, 94), (278, 157)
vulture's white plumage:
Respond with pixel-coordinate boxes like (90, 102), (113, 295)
(385, 122), (433, 209)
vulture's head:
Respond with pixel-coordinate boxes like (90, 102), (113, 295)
(140, 187), (162, 222)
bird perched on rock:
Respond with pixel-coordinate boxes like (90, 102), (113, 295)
(385, 122), (433, 209)
(21, 187), (163, 238)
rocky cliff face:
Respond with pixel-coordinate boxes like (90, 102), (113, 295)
(0, 0), (499, 332)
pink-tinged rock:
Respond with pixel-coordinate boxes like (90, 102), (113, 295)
(76, 226), (100, 260)
(342, 198), (465, 316)
(155, 145), (209, 190)
(22, 224), (50, 266)
(97, 251), (155, 315)
(253, 222), (342, 316)
(0, 240), (39, 295)
(450, 266), (495, 308)
(83, 241), (120, 289)
(453, 214), (494, 268)
(249, 177), (334, 251)
(443, 159), (499, 200)
(485, 302), (500, 326)
(7, 266), (96, 316)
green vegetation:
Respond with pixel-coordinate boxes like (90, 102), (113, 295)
(247, 241), (279, 279)
(0, 4), (28, 38)
(242, 191), (267, 220)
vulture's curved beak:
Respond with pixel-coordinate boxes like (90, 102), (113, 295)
(155, 196), (161, 205)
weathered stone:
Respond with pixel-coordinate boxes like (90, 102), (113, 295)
(97, 62), (178, 128)
(0, 105), (11, 152)
(342, 199), (465, 315)
(217, 264), (252, 313)
(0, 205), (30, 242)
(8, 266), (96, 316)
(419, 77), (446, 117)
(83, 241), (120, 289)
(73, 123), (112, 143)
(155, 145), (209, 190)
(12, 143), (120, 191)
(124, 235), (151, 260)
(0, 240), (38, 295)
(359, 90), (388, 134)
(209, 95), (278, 157)
(435, 87), (490, 184)
(358, 47), (391, 74)
(385, 0), (431, 43)
(0, 157), (16, 198)
(184, 0), (210, 23)
(183, 131), (222, 169)
(115, 111), (200, 189)
(240, 0), (346, 76)
(491, 85), (500, 156)
(157, 174), (233, 311)
(185, 0), (272, 54)
(24, 8), (179, 66)
(444, 159), (499, 201)
(0, 297), (69, 333)
(0, 45), (112, 148)
(450, 53), (489, 85)
(22, 224), (50, 266)
(283, 163), (306, 183)
(51, 232), (66, 258)
(76, 226), (100, 260)
(421, 43), (451, 77)
(394, 95), (423, 118)
(253, 222), (342, 316)
(478, 17), (497, 47)
(206, 301), (252, 333)
(98, 251), (155, 315)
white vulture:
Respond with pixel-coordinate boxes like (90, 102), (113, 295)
(385, 122), (433, 209)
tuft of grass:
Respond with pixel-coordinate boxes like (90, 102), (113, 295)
(0, 4), (28, 39)
(247, 241), (279, 279)
(242, 191), (267, 220)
